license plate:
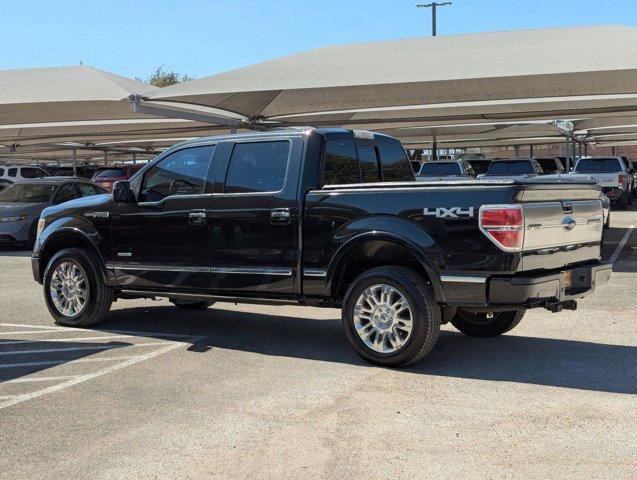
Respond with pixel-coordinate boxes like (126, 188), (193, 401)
(101, 182), (110, 187)
(563, 270), (573, 288)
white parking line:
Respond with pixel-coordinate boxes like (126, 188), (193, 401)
(6, 375), (80, 383)
(0, 330), (61, 336)
(0, 355), (143, 369)
(0, 342), (167, 356)
(0, 323), (200, 338)
(0, 323), (63, 330)
(0, 333), (198, 346)
(610, 225), (635, 264)
(0, 335), (129, 346)
(0, 341), (191, 411)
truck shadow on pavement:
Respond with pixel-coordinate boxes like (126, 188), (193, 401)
(100, 306), (636, 395)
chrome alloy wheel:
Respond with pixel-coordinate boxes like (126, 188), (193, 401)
(49, 261), (88, 317)
(353, 284), (414, 353)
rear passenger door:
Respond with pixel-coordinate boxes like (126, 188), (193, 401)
(210, 137), (303, 295)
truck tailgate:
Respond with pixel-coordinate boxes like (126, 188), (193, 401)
(515, 182), (603, 270)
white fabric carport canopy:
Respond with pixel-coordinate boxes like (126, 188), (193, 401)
(143, 25), (637, 127)
(0, 66), (159, 124)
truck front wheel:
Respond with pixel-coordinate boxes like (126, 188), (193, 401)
(342, 266), (441, 367)
(43, 248), (113, 327)
(451, 309), (525, 337)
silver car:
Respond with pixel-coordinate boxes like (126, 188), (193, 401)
(0, 177), (106, 249)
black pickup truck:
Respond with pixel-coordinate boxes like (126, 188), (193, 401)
(32, 128), (611, 366)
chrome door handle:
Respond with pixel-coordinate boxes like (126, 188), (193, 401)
(189, 210), (208, 225)
(270, 208), (291, 224)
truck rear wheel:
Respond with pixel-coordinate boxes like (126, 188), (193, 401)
(451, 309), (525, 337)
(43, 248), (113, 327)
(342, 266), (440, 367)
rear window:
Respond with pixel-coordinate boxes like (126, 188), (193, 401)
(536, 159), (562, 173)
(418, 162), (462, 177)
(467, 160), (492, 174)
(487, 161), (535, 175)
(377, 142), (413, 182)
(323, 139), (360, 185)
(356, 143), (381, 183)
(95, 168), (126, 179)
(575, 158), (623, 173)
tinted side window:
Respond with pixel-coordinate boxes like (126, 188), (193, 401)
(377, 142), (413, 182)
(8, 168), (17, 178)
(54, 184), (78, 204)
(356, 142), (381, 182)
(323, 139), (360, 185)
(77, 183), (105, 197)
(21, 168), (45, 179)
(0, 168), (4, 176)
(224, 141), (290, 194)
(141, 145), (215, 202)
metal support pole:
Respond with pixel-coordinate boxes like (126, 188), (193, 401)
(72, 149), (77, 176)
(432, 135), (438, 161)
(584, 143), (588, 157)
(104, 150), (108, 166)
(417, 2), (452, 36)
(514, 145), (520, 157)
(565, 138), (570, 171)
(133, 153), (137, 164)
(529, 145), (533, 157)
(612, 146), (617, 156)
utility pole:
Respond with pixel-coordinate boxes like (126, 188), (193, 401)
(417, 2), (452, 36)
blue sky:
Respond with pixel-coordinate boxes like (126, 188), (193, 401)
(2, 0), (636, 80)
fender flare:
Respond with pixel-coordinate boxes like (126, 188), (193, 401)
(37, 218), (109, 284)
(326, 229), (445, 303)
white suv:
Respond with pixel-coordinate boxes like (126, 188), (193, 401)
(0, 165), (50, 182)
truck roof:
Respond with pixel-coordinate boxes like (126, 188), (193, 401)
(170, 127), (401, 148)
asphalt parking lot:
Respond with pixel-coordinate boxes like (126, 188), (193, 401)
(0, 213), (635, 480)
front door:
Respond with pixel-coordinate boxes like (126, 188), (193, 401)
(210, 137), (302, 295)
(110, 144), (216, 291)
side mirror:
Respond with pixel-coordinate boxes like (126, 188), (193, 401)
(112, 181), (134, 204)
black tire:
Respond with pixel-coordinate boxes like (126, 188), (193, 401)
(43, 248), (113, 327)
(604, 212), (611, 230)
(618, 193), (629, 210)
(451, 309), (525, 337)
(342, 266), (441, 367)
(170, 299), (215, 310)
(23, 222), (37, 250)
(628, 188), (633, 205)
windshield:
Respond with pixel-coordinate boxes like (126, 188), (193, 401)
(94, 168), (125, 179)
(0, 183), (56, 203)
(575, 158), (623, 173)
(418, 163), (462, 176)
(487, 161), (536, 175)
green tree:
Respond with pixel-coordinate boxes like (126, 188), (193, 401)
(137, 66), (194, 87)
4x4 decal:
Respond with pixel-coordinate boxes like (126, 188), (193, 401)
(423, 207), (475, 218)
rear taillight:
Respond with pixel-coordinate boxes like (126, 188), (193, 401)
(479, 205), (524, 251)
(619, 173), (627, 187)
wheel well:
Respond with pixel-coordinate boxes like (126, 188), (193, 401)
(38, 232), (101, 282)
(332, 239), (435, 301)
